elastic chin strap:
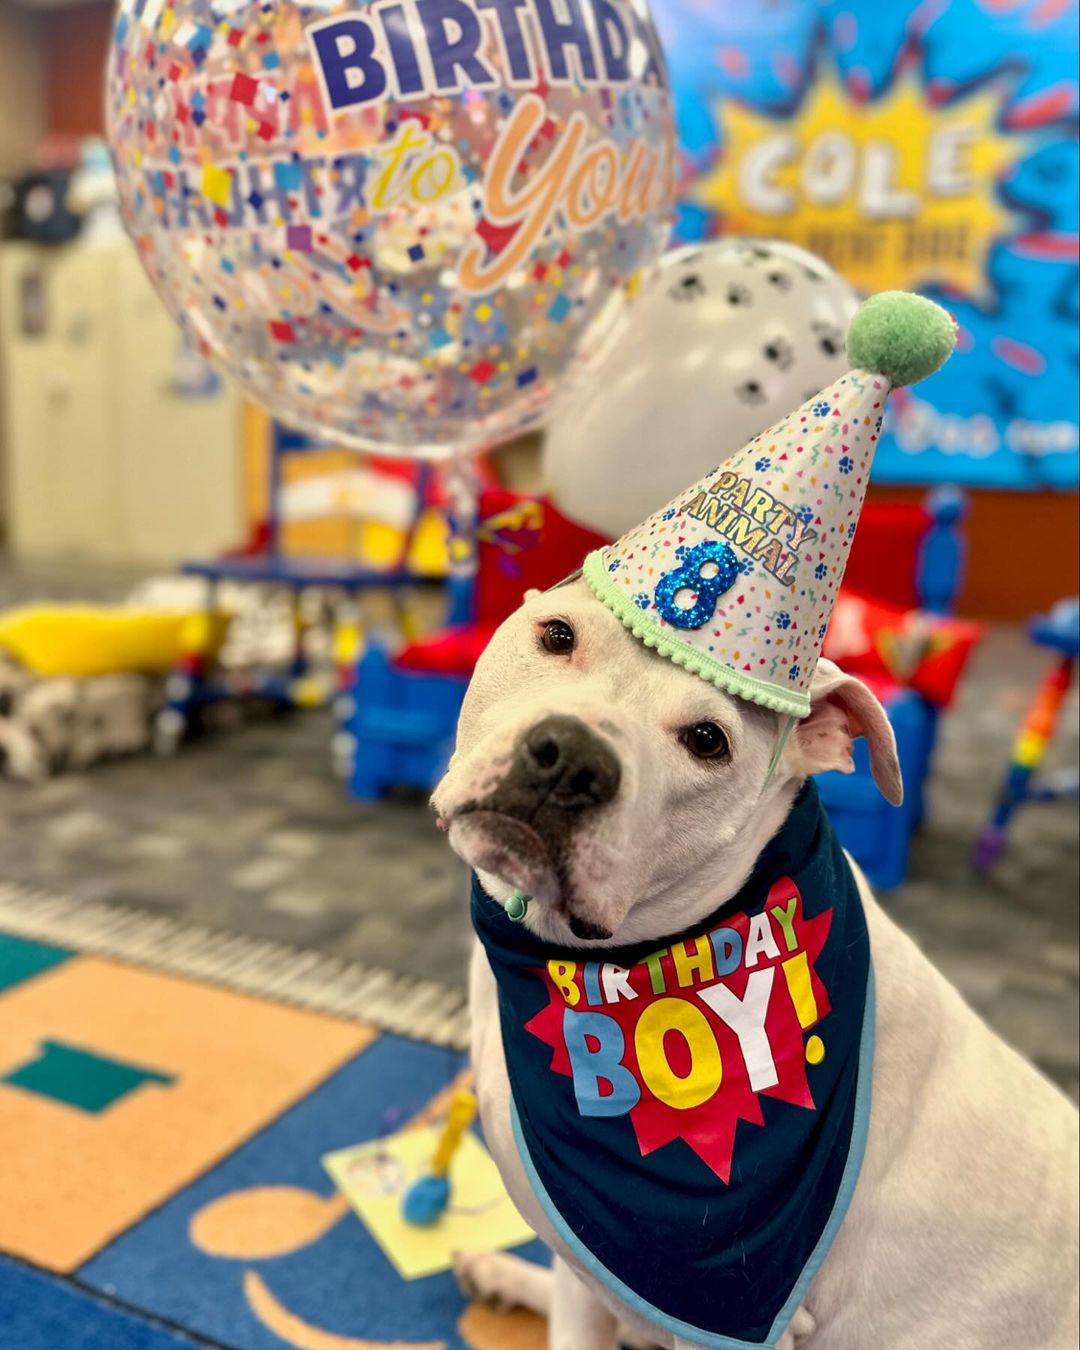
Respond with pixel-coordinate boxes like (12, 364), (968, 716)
(763, 714), (796, 791)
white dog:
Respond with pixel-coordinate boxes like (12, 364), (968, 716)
(435, 581), (1079, 1350)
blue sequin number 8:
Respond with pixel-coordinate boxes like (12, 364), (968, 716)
(654, 542), (738, 629)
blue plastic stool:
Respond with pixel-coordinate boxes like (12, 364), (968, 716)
(341, 645), (468, 801)
(817, 688), (934, 890)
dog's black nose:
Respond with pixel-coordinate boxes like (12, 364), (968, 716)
(515, 715), (621, 810)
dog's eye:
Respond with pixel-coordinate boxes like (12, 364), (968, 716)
(540, 619), (576, 655)
(680, 721), (729, 761)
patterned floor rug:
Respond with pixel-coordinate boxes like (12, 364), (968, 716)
(0, 920), (547, 1350)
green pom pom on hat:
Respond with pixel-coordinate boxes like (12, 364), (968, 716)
(846, 290), (957, 387)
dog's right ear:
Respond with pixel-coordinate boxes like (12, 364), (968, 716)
(787, 658), (903, 805)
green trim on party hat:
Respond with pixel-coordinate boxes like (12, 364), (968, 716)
(582, 551), (812, 718)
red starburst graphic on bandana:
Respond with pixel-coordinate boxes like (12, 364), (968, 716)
(524, 878), (832, 1182)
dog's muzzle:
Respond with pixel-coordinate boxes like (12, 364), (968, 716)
(449, 716), (621, 939)
(494, 714), (621, 821)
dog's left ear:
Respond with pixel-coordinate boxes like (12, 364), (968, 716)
(788, 658), (903, 805)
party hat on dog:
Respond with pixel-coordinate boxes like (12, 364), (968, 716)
(581, 291), (956, 719)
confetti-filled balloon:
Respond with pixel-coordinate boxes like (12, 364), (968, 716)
(106, 0), (675, 457)
(544, 239), (859, 536)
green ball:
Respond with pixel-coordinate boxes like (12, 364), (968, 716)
(846, 291), (957, 387)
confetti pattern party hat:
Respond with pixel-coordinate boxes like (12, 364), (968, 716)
(581, 291), (957, 718)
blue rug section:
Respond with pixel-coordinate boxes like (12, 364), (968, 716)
(0, 1256), (204, 1349)
(80, 1034), (547, 1350)
(0, 934), (71, 994)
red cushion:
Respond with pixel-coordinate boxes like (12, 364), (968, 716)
(392, 491), (609, 680)
(473, 492), (610, 627)
(394, 623), (498, 677)
(824, 590), (983, 708)
(843, 501), (928, 610)
(907, 622), (984, 709)
(855, 672), (906, 707)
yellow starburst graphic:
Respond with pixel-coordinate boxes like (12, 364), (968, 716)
(691, 72), (1020, 297)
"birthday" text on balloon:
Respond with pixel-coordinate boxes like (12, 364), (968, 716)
(308, 0), (664, 112)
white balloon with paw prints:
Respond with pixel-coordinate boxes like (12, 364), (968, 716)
(543, 239), (859, 538)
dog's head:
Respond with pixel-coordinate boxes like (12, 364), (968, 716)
(434, 579), (900, 946)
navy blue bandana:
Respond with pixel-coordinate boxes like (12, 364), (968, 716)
(472, 782), (874, 1349)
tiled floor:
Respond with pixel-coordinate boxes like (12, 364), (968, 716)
(0, 562), (1076, 1097)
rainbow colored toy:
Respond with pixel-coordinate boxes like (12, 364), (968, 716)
(973, 598), (1079, 872)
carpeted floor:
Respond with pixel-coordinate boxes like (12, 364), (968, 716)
(0, 557), (1076, 1348)
(0, 930), (547, 1350)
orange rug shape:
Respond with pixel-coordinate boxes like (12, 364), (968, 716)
(0, 954), (374, 1271)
